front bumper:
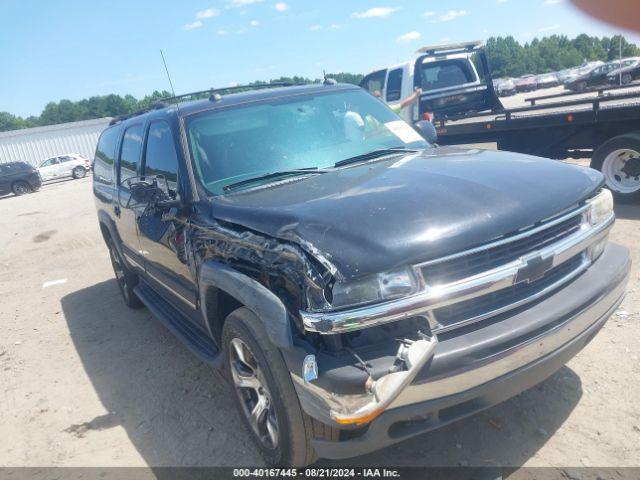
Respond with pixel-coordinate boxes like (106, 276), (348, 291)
(287, 243), (630, 459)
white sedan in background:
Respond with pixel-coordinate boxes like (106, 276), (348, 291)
(37, 154), (90, 181)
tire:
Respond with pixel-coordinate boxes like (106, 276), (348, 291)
(575, 81), (587, 92)
(591, 133), (640, 203)
(622, 73), (632, 85)
(72, 166), (86, 179)
(107, 238), (144, 309)
(12, 181), (32, 196)
(222, 307), (338, 466)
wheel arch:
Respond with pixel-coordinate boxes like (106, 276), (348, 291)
(199, 261), (293, 350)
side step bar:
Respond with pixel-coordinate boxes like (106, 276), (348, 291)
(134, 280), (223, 369)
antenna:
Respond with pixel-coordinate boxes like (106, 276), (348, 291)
(160, 49), (177, 98)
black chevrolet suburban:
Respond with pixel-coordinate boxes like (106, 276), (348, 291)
(93, 83), (630, 466)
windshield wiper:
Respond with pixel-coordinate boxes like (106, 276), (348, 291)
(334, 147), (418, 168)
(223, 167), (328, 192)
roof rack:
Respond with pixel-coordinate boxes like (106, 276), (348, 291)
(109, 82), (306, 126)
(159, 82), (304, 104)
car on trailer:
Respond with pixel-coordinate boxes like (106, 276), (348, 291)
(93, 81), (629, 466)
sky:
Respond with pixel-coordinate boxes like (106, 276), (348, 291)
(2, 0), (640, 118)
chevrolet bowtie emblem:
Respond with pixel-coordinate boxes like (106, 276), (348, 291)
(515, 254), (554, 284)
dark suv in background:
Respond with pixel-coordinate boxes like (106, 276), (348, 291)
(0, 161), (42, 196)
(93, 83), (630, 466)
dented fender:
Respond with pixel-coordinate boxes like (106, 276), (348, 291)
(199, 261), (293, 349)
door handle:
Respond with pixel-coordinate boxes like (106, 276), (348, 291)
(114, 205), (121, 217)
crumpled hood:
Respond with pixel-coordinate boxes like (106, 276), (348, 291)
(209, 148), (603, 280)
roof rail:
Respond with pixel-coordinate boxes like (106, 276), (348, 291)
(108, 82), (308, 126)
(159, 82), (305, 104)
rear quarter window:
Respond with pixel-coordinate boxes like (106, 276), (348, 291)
(94, 126), (121, 185)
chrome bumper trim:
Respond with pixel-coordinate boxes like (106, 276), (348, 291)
(301, 212), (614, 334)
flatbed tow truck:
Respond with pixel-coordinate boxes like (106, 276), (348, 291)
(375, 41), (640, 201)
(435, 66), (640, 201)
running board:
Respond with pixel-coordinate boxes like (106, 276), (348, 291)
(134, 280), (223, 369)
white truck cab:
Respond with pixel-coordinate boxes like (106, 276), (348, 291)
(360, 41), (501, 122)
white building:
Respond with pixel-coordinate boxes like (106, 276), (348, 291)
(0, 117), (112, 167)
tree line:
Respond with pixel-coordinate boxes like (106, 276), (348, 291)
(2, 34), (638, 132)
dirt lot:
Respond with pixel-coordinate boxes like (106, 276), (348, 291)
(0, 166), (639, 468)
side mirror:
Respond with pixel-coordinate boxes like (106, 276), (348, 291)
(414, 120), (438, 144)
(127, 178), (164, 205)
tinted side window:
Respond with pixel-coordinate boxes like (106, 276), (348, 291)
(143, 120), (179, 195)
(360, 69), (387, 95)
(94, 126), (121, 185)
(118, 124), (144, 188)
(386, 68), (403, 102)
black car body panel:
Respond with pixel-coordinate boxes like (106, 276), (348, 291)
(0, 161), (41, 195)
(211, 148), (602, 280)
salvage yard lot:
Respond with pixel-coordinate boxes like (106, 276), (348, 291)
(1, 170), (639, 467)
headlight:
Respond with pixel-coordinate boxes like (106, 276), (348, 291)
(588, 189), (614, 225)
(329, 267), (418, 310)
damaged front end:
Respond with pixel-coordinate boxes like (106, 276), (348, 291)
(298, 333), (438, 426)
(188, 205), (435, 427)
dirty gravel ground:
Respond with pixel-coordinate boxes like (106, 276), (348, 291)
(0, 171), (639, 468)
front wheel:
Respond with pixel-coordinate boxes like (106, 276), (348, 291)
(222, 307), (336, 466)
(575, 81), (587, 92)
(592, 134), (640, 203)
(12, 181), (32, 196)
(622, 73), (633, 85)
(72, 166), (86, 179)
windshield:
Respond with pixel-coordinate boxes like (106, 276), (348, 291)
(185, 88), (428, 194)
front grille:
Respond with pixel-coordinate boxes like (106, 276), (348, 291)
(433, 254), (585, 329)
(421, 213), (583, 286)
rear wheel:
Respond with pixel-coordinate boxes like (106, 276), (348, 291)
(107, 239), (144, 309)
(622, 73), (633, 85)
(576, 81), (587, 92)
(592, 134), (640, 203)
(72, 166), (86, 179)
(12, 181), (32, 196)
(222, 307), (337, 466)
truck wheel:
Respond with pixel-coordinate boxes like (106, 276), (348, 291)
(222, 307), (336, 466)
(107, 239), (144, 309)
(72, 166), (86, 179)
(592, 133), (640, 202)
(12, 181), (32, 196)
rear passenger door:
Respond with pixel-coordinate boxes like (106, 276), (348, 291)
(138, 120), (199, 318)
(115, 123), (146, 271)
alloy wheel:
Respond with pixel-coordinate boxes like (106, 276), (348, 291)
(109, 244), (130, 302)
(229, 338), (279, 450)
